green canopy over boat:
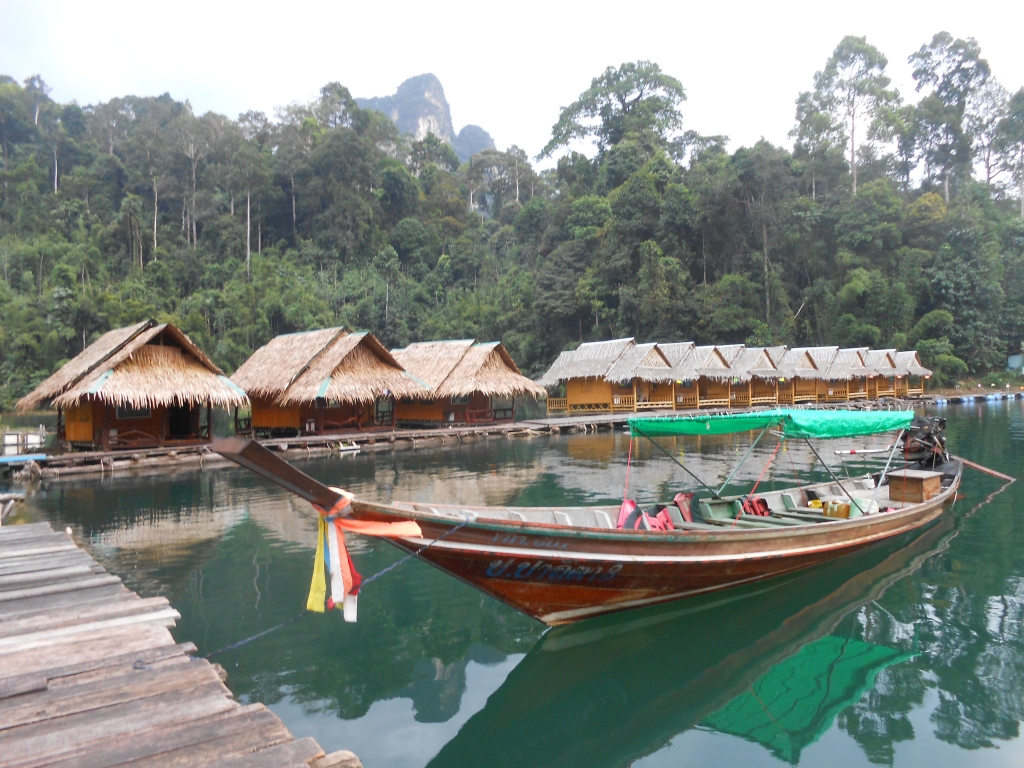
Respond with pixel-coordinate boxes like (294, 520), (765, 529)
(628, 409), (915, 439)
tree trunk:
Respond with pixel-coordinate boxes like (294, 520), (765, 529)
(290, 172), (297, 240)
(246, 192), (251, 279)
(191, 159), (198, 250)
(762, 220), (770, 323)
(944, 172), (950, 205)
(850, 109), (857, 196)
(152, 179), (158, 251)
(52, 146), (58, 193)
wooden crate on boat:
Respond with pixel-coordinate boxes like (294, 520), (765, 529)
(886, 469), (943, 503)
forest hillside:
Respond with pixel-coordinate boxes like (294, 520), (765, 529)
(2, 32), (1024, 408)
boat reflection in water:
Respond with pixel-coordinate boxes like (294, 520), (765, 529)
(427, 513), (955, 768)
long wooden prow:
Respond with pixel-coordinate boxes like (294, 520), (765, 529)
(212, 437), (348, 513)
(956, 456), (1017, 483)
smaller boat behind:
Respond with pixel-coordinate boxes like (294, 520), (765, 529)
(215, 409), (962, 625)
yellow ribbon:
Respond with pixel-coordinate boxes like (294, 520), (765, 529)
(306, 516), (328, 613)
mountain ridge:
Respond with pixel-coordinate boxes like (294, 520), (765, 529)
(357, 73), (495, 162)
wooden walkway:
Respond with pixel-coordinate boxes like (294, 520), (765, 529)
(0, 522), (361, 768)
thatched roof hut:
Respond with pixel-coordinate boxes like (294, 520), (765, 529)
(535, 338), (674, 387)
(774, 348), (827, 380)
(609, 343), (674, 384)
(535, 338), (636, 386)
(893, 351), (931, 377)
(393, 340), (545, 399)
(16, 320), (247, 412)
(231, 328), (425, 405)
(865, 349), (898, 376)
(730, 347), (779, 382)
(669, 345), (734, 383)
(821, 348), (872, 381)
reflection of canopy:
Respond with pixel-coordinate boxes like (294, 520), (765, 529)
(701, 635), (913, 764)
(629, 409), (914, 439)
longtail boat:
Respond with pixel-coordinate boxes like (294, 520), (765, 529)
(215, 409), (963, 625)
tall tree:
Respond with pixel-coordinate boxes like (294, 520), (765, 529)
(999, 89), (1024, 217)
(539, 61), (685, 158)
(811, 36), (897, 196)
(965, 79), (1009, 186)
(909, 32), (990, 202)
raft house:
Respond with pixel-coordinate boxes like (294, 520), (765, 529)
(537, 338), (677, 414)
(540, 340), (931, 415)
(230, 327), (426, 436)
(15, 320), (248, 451)
(391, 340), (546, 426)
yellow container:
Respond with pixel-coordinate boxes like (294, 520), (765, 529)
(824, 502), (851, 519)
(808, 499), (823, 509)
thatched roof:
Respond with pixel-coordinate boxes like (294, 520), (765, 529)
(765, 346), (787, 366)
(391, 340), (475, 388)
(395, 340), (545, 399)
(730, 347), (779, 382)
(669, 345), (735, 383)
(17, 320), (247, 411)
(820, 347), (871, 381)
(659, 342), (696, 367)
(775, 347), (826, 380)
(865, 349), (898, 375)
(608, 343), (674, 384)
(715, 344), (746, 366)
(535, 350), (575, 387)
(233, 328), (425, 405)
(535, 338), (635, 384)
(809, 346), (840, 373)
(231, 327), (347, 400)
(280, 333), (425, 405)
(894, 351), (931, 377)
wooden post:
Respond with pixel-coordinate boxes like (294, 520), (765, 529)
(206, 402), (212, 441)
(101, 405), (110, 451)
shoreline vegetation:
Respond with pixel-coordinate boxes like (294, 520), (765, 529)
(2, 33), (1024, 412)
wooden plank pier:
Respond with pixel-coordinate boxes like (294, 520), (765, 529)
(0, 522), (361, 768)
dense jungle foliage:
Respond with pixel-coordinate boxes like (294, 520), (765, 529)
(2, 32), (1024, 406)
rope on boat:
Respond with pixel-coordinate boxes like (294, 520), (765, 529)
(623, 437), (634, 502)
(202, 516), (474, 659)
(729, 441), (782, 530)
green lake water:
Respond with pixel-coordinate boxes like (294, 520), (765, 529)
(13, 400), (1024, 767)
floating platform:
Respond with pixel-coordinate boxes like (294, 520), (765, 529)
(2, 397), (976, 481)
(0, 522), (361, 768)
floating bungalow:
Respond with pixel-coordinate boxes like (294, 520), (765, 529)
(819, 348), (871, 402)
(392, 340), (545, 425)
(16, 320), (248, 451)
(538, 338), (675, 414)
(729, 347), (781, 407)
(539, 340), (932, 414)
(656, 342), (697, 408)
(231, 328), (425, 436)
(865, 349), (898, 398)
(765, 348), (821, 405)
(894, 351), (930, 397)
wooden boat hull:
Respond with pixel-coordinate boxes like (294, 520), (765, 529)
(349, 462), (962, 625)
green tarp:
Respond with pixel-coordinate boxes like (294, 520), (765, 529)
(701, 635), (913, 764)
(628, 409), (914, 440)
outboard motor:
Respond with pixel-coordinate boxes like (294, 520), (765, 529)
(902, 415), (949, 469)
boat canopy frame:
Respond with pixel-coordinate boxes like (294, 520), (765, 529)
(628, 409), (916, 500)
(628, 409), (915, 440)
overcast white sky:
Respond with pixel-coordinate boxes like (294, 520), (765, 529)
(2, 0), (1023, 165)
